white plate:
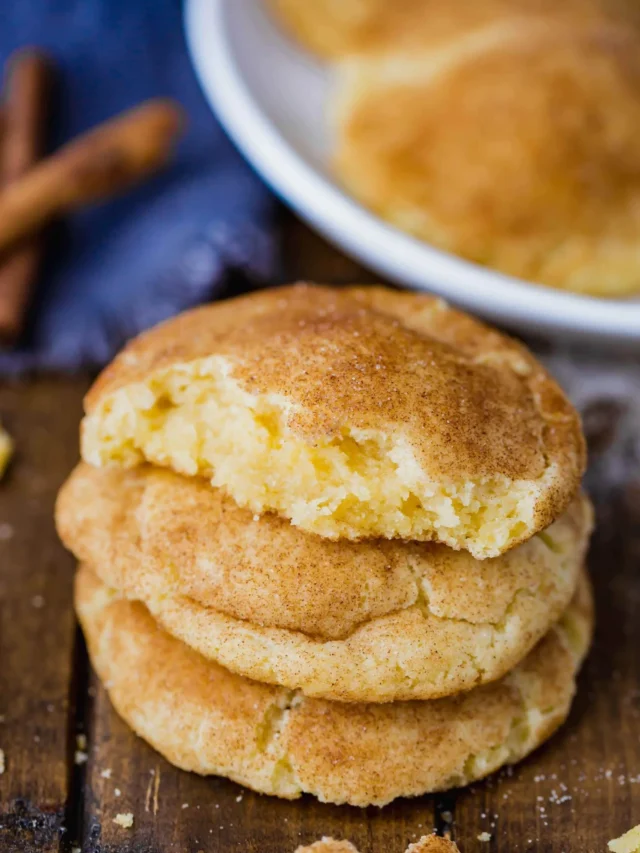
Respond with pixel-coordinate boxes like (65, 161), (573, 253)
(184, 0), (640, 345)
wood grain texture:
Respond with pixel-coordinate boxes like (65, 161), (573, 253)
(1, 212), (640, 853)
(0, 378), (88, 853)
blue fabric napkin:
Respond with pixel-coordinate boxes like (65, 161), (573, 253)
(0, 0), (276, 373)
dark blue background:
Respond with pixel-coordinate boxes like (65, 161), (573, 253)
(0, 0), (275, 372)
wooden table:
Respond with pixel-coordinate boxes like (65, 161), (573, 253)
(1, 214), (639, 853)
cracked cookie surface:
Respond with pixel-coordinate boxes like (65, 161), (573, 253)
(75, 564), (593, 807)
(80, 285), (585, 559)
(57, 464), (591, 702)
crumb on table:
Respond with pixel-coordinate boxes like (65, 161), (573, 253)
(113, 812), (134, 829)
(609, 825), (640, 853)
(406, 836), (461, 853)
(295, 836), (461, 853)
(295, 839), (360, 853)
(0, 423), (13, 478)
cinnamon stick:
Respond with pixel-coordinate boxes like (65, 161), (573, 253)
(0, 48), (52, 344)
(0, 98), (185, 261)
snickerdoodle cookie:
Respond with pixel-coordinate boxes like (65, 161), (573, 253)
(76, 564), (593, 807)
(80, 285), (585, 559)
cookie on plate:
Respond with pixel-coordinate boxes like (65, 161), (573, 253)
(334, 24), (640, 296)
(267, 0), (632, 59)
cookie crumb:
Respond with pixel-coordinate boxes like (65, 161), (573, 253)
(0, 423), (13, 479)
(478, 832), (492, 842)
(74, 750), (88, 765)
(609, 825), (640, 853)
(114, 787), (122, 797)
(100, 768), (112, 779)
(113, 812), (133, 829)
(295, 838), (360, 853)
(406, 837), (461, 853)
(295, 836), (461, 853)
(76, 734), (87, 750)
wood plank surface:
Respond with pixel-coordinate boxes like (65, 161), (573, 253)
(0, 378), (88, 853)
(1, 215), (639, 853)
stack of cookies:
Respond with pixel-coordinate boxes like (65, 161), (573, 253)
(56, 284), (593, 807)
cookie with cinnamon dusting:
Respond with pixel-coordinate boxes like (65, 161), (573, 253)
(80, 285), (585, 559)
